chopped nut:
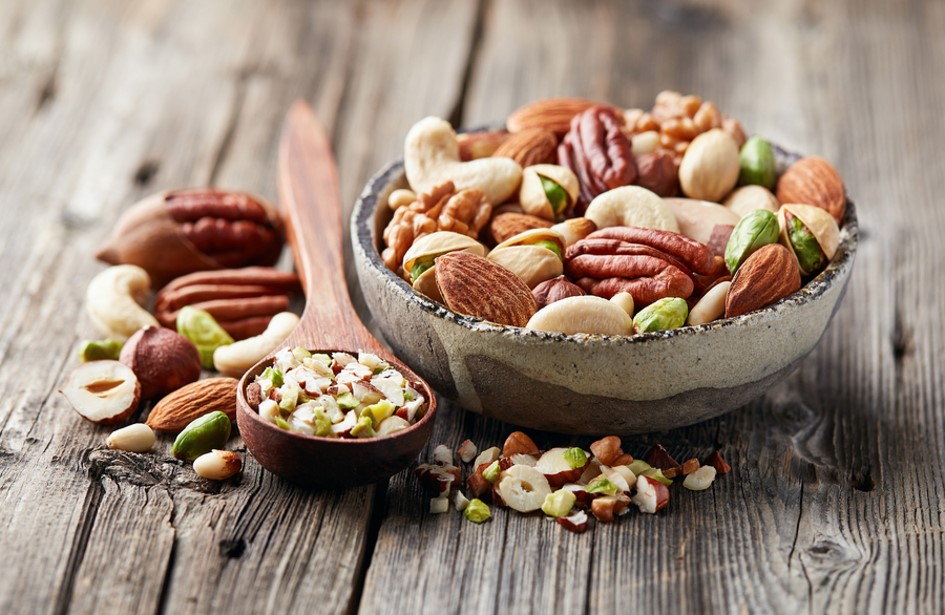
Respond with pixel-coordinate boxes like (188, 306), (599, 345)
(452, 490), (470, 512)
(681, 458), (701, 475)
(589, 435), (631, 466)
(472, 446), (500, 469)
(643, 443), (681, 474)
(483, 460), (501, 483)
(704, 450), (732, 475)
(502, 431), (540, 457)
(464, 498), (491, 524)
(556, 510), (589, 533)
(591, 494), (631, 522)
(433, 444), (454, 465)
(541, 489), (577, 518)
(683, 466), (717, 491)
(430, 497), (450, 514)
(457, 439), (478, 464)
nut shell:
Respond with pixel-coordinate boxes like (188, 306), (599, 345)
(776, 156), (846, 224)
(434, 251), (538, 327)
(120, 326), (202, 399)
(402, 231), (486, 281)
(725, 243), (801, 317)
(778, 203), (840, 262)
(519, 164), (580, 220)
(488, 245), (563, 289)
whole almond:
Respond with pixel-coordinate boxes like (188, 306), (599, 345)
(492, 128), (557, 167)
(725, 243), (801, 317)
(435, 252), (538, 327)
(507, 98), (620, 136)
(146, 377), (238, 433)
(776, 156), (846, 224)
(458, 131), (510, 161)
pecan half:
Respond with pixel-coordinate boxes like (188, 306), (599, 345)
(564, 227), (714, 307)
(154, 267), (299, 340)
(557, 106), (636, 214)
(96, 189), (283, 286)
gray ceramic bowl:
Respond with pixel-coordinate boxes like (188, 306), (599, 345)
(351, 149), (857, 435)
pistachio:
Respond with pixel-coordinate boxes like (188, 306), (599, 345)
(541, 489), (577, 518)
(563, 447), (588, 470)
(487, 245), (563, 289)
(632, 297), (688, 334)
(493, 228), (565, 254)
(738, 136), (776, 189)
(723, 185), (780, 218)
(778, 203), (840, 276)
(176, 306), (234, 369)
(464, 498), (491, 524)
(79, 338), (123, 362)
(172, 410), (232, 461)
(519, 164), (580, 220)
(351, 416), (377, 438)
(401, 231), (485, 283)
(585, 475), (618, 496)
(483, 460), (501, 483)
(724, 209), (779, 274)
(642, 467), (673, 486)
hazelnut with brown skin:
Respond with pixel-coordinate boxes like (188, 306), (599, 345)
(532, 276), (585, 309)
(120, 326), (202, 399)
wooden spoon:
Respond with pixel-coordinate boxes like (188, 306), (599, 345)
(235, 100), (437, 488)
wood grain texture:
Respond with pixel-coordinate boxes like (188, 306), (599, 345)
(0, 0), (943, 614)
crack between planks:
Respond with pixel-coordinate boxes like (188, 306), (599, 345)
(155, 493), (179, 615)
(446, 0), (490, 127)
(788, 482), (804, 570)
(52, 452), (106, 615)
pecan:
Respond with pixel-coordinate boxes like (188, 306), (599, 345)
(96, 189), (284, 286)
(557, 106), (636, 214)
(564, 227), (715, 307)
(154, 267), (299, 340)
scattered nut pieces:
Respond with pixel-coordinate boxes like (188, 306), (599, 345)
(457, 439), (478, 464)
(60, 360), (141, 424)
(682, 465), (717, 491)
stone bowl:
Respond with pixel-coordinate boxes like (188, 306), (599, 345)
(351, 150), (858, 435)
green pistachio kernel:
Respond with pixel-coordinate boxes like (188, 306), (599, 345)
(172, 411), (232, 461)
(275, 417), (290, 430)
(313, 408), (332, 437)
(585, 476), (618, 496)
(410, 258), (435, 282)
(261, 366), (284, 388)
(540, 175), (569, 214)
(724, 209), (780, 274)
(337, 391), (359, 410)
(176, 306), (234, 369)
(350, 416), (377, 438)
(483, 460), (501, 483)
(786, 214), (827, 275)
(464, 498), (491, 524)
(541, 489), (577, 518)
(633, 297), (689, 334)
(534, 239), (563, 260)
(738, 136), (777, 189)
(563, 447), (587, 470)
(627, 459), (652, 476)
(362, 400), (396, 427)
(642, 467), (673, 486)
(78, 338), (123, 362)
(279, 387), (299, 413)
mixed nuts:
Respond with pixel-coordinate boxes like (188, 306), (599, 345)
(382, 91), (849, 335)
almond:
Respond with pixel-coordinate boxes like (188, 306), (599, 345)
(488, 212), (553, 244)
(491, 128), (557, 167)
(725, 243), (801, 317)
(507, 98), (621, 136)
(458, 131), (510, 161)
(434, 251), (538, 327)
(776, 156), (846, 224)
(146, 377), (238, 433)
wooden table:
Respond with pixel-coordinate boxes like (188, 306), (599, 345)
(1, 1), (942, 613)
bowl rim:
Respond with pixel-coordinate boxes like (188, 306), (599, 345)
(351, 145), (859, 346)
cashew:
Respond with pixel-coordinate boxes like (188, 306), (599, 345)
(526, 296), (633, 336)
(584, 186), (679, 232)
(404, 117), (522, 205)
(550, 217), (597, 248)
(213, 312), (300, 377)
(85, 265), (159, 341)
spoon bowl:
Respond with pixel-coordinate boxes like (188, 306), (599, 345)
(235, 101), (436, 488)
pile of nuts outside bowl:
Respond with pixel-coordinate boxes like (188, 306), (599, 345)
(381, 92), (849, 336)
(61, 189), (307, 480)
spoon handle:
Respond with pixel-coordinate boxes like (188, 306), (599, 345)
(278, 100), (381, 353)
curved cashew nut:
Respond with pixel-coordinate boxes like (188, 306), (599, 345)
(525, 296), (633, 336)
(213, 312), (300, 377)
(85, 265), (159, 341)
(404, 117), (522, 205)
(584, 186), (679, 233)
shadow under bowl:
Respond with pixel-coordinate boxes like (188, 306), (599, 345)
(351, 148), (858, 435)
(236, 352), (437, 488)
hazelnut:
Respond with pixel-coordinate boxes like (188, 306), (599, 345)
(119, 326), (202, 399)
(634, 151), (679, 197)
(531, 275), (585, 309)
